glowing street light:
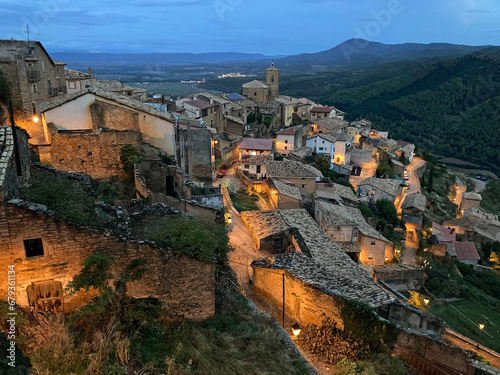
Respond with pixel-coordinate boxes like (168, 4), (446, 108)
(479, 324), (485, 331)
(292, 322), (301, 336)
(32, 116), (39, 123)
(423, 298), (430, 305)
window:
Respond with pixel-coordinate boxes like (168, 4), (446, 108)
(322, 141), (325, 144)
(372, 189), (376, 195)
(284, 146), (287, 150)
(256, 165), (261, 174)
(32, 84), (37, 93)
(69, 81), (76, 89)
(285, 140), (288, 144)
(302, 184), (305, 188)
(244, 165), (249, 169)
(24, 238), (44, 258)
(271, 75), (274, 83)
(250, 151), (257, 156)
(336, 156), (341, 163)
(368, 253), (373, 259)
(318, 147), (323, 151)
(32, 103), (37, 116)
(254, 92), (257, 96)
(40, 61), (45, 72)
(371, 241), (376, 246)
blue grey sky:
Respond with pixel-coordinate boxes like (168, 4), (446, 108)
(0, 0), (498, 54)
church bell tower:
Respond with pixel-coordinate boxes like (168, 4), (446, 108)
(266, 60), (280, 101)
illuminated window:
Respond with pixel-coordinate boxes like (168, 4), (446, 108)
(250, 151), (257, 156)
(24, 238), (44, 258)
(368, 253), (373, 259)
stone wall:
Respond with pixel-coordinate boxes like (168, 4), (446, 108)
(394, 331), (475, 375)
(251, 266), (345, 329)
(45, 126), (141, 179)
(373, 265), (426, 291)
(90, 100), (139, 131)
(0, 127), (31, 201)
(0, 201), (215, 321)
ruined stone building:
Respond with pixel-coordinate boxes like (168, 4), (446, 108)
(65, 67), (97, 94)
(0, 126), (215, 319)
(0, 40), (67, 144)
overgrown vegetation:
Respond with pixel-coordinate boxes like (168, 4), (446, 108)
(120, 144), (141, 178)
(3, 253), (309, 375)
(0, 70), (10, 123)
(480, 180), (500, 215)
(146, 215), (229, 263)
(230, 188), (259, 212)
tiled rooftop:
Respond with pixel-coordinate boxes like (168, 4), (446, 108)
(242, 80), (269, 89)
(65, 67), (95, 80)
(240, 138), (274, 151)
(184, 99), (217, 110)
(314, 117), (348, 130)
(462, 192), (482, 201)
(311, 106), (333, 113)
(401, 193), (426, 212)
(266, 159), (323, 178)
(271, 178), (302, 201)
(316, 200), (390, 242)
(246, 209), (394, 308)
(276, 126), (301, 136)
(453, 241), (480, 260)
(357, 177), (404, 197)
(241, 154), (273, 165)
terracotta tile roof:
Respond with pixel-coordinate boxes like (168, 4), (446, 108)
(242, 80), (269, 89)
(266, 159), (323, 178)
(453, 241), (480, 260)
(432, 223), (457, 243)
(276, 126), (302, 136)
(246, 210), (394, 308)
(311, 106), (333, 113)
(0, 126), (14, 188)
(240, 138), (274, 151)
(184, 99), (217, 110)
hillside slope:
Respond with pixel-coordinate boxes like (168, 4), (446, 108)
(324, 52), (500, 172)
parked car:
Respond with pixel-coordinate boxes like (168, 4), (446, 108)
(476, 175), (482, 180)
(217, 169), (227, 178)
(481, 176), (487, 181)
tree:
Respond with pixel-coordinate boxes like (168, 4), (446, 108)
(264, 116), (273, 127)
(376, 163), (395, 179)
(0, 70), (11, 124)
(427, 165), (434, 193)
(313, 154), (331, 172)
(375, 199), (400, 226)
(246, 112), (256, 123)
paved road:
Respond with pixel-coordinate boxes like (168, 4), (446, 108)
(396, 156), (426, 213)
(401, 230), (419, 265)
(453, 175), (466, 211)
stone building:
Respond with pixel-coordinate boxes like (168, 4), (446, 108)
(0, 134), (215, 318)
(96, 80), (148, 102)
(309, 117), (348, 135)
(183, 99), (219, 130)
(275, 126), (303, 156)
(356, 177), (404, 204)
(36, 89), (199, 178)
(265, 159), (323, 196)
(239, 138), (274, 160)
(268, 178), (302, 210)
(241, 62), (280, 103)
(65, 67), (97, 94)
(459, 192), (482, 215)
(0, 39), (67, 144)
(401, 193), (426, 232)
(314, 199), (394, 265)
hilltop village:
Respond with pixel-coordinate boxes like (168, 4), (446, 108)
(1, 39), (500, 374)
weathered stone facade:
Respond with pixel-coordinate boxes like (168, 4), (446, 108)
(45, 124), (141, 179)
(0, 201), (215, 320)
(0, 40), (66, 144)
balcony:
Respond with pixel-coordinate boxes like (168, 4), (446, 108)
(27, 70), (41, 83)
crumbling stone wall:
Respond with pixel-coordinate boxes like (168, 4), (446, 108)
(394, 331), (475, 375)
(0, 202), (215, 321)
(46, 127), (141, 179)
(90, 100), (139, 131)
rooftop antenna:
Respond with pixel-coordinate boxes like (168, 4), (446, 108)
(26, 24), (30, 54)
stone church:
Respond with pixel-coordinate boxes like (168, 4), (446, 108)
(241, 62), (279, 103)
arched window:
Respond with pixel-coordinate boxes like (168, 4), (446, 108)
(271, 75), (274, 83)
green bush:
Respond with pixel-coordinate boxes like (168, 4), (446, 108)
(120, 145), (141, 177)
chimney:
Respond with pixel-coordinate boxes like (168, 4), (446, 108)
(88, 67), (92, 76)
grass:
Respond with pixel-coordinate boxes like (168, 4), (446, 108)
(230, 192), (259, 212)
(431, 299), (500, 352)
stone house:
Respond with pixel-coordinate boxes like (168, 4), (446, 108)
(265, 159), (323, 198)
(178, 126), (215, 185)
(431, 223), (457, 244)
(268, 178), (302, 210)
(390, 159), (406, 178)
(36, 89), (195, 178)
(0, 40), (67, 144)
(310, 106), (335, 121)
(314, 199), (394, 265)
(65, 67), (97, 94)
(459, 192), (482, 215)
(356, 177), (404, 204)
(401, 193), (426, 232)
(182, 99), (219, 130)
(447, 241), (480, 266)
(240, 154), (273, 180)
(274, 96), (295, 127)
(96, 80), (147, 102)
(442, 216), (500, 243)
(396, 140), (415, 163)
(238, 138), (274, 160)
(309, 117), (348, 135)
(315, 181), (358, 208)
(275, 126), (303, 156)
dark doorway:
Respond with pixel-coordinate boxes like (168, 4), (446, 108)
(166, 176), (176, 197)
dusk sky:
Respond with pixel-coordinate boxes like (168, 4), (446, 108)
(0, 0), (499, 54)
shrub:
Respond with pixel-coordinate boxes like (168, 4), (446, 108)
(120, 145), (141, 177)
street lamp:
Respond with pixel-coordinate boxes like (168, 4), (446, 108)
(32, 116), (39, 123)
(423, 298), (430, 305)
(292, 323), (301, 337)
(479, 324), (485, 330)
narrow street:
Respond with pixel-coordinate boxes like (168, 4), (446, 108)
(453, 175), (466, 210)
(401, 230), (419, 265)
(396, 156), (426, 213)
